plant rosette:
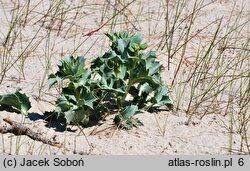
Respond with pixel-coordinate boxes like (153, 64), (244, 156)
(48, 32), (174, 129)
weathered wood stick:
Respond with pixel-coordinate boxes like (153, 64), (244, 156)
(0, 117), (62, 148)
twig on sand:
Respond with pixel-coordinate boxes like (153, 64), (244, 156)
(0, 117), (62, 148)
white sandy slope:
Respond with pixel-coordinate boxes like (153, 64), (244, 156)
(0, 0), (249, 155)
(0, 103), (241, 155)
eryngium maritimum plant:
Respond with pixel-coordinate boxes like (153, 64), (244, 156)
(48, 32), (173, 129)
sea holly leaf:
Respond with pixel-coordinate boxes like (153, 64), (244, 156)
(153, 86), (168, 103)
(114, 105), (144, 129)
(150, 86), (173, 109)
(50, 55), (89, 83)
(55, 96), (73, 112)
(138, 83), (152, 96)
(104, 32), (113, 40)
(130, 118), (144, 127)
(131, 33), (143, 44)
(115, 64), (127, 79)
(64, 109), (75, 124)
(90, 56), (104, 70)
(129, 33), (148, 52)
(82, 93), (97, 109)
(114, 115), (144, 130)
(73, 69), (92, 88)
(15, 90), (32, 115)
(0, 93), (21, 111)
(106, 55), (124, 69)
(148, 62), (161, 76)
(157, 95), (174, 110)
(99, 86), (125, 94)
(74, 108), (90, 125)
(74, 56), (87, 77)
(143, 51), (157, 70)
(0, 88), (31, 115)
(122, 105), (140, 119)
(48, 74), (62, 87)
(106, 32), (133, 54)
(131, 76), (160, 88)
(117, 39), (127, 54)
(56, 96), (92, 125)
(139, 43), (147, 50)
(60, 55), (86, 78)
(64, 108), (90, 125)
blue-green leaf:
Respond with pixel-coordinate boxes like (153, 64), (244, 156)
(0, 88), (31, 115)
(114, 105), (144, 129)
(122, 105), (140, 119)
(131, 33), (143, 44)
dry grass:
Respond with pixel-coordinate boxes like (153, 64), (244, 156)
(0, 0), (249, 154)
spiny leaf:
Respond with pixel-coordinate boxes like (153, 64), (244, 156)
(82, 93), (97, 109)
(114, 105), (144, 129)
(154, 86), (168, 103)
(138, 83), (152, 96)
(48, 74), (62, 87)
(73, 69), (92, 88)
(151, 86), (174, 109)
(117, 39), (127, 54)
(50, 55), (90, 83)
(131, 33), (143, 44)
(15, 90), (32, 115)
(0, 88), (31, 115)
(64, 109), (75, 124)
(122, 105), (140, 119)
(55, 96), (73, 112)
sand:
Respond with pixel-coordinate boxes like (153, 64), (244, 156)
(0, 0), (249, 155)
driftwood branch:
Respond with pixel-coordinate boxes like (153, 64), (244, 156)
(0, 117), (62, 148)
